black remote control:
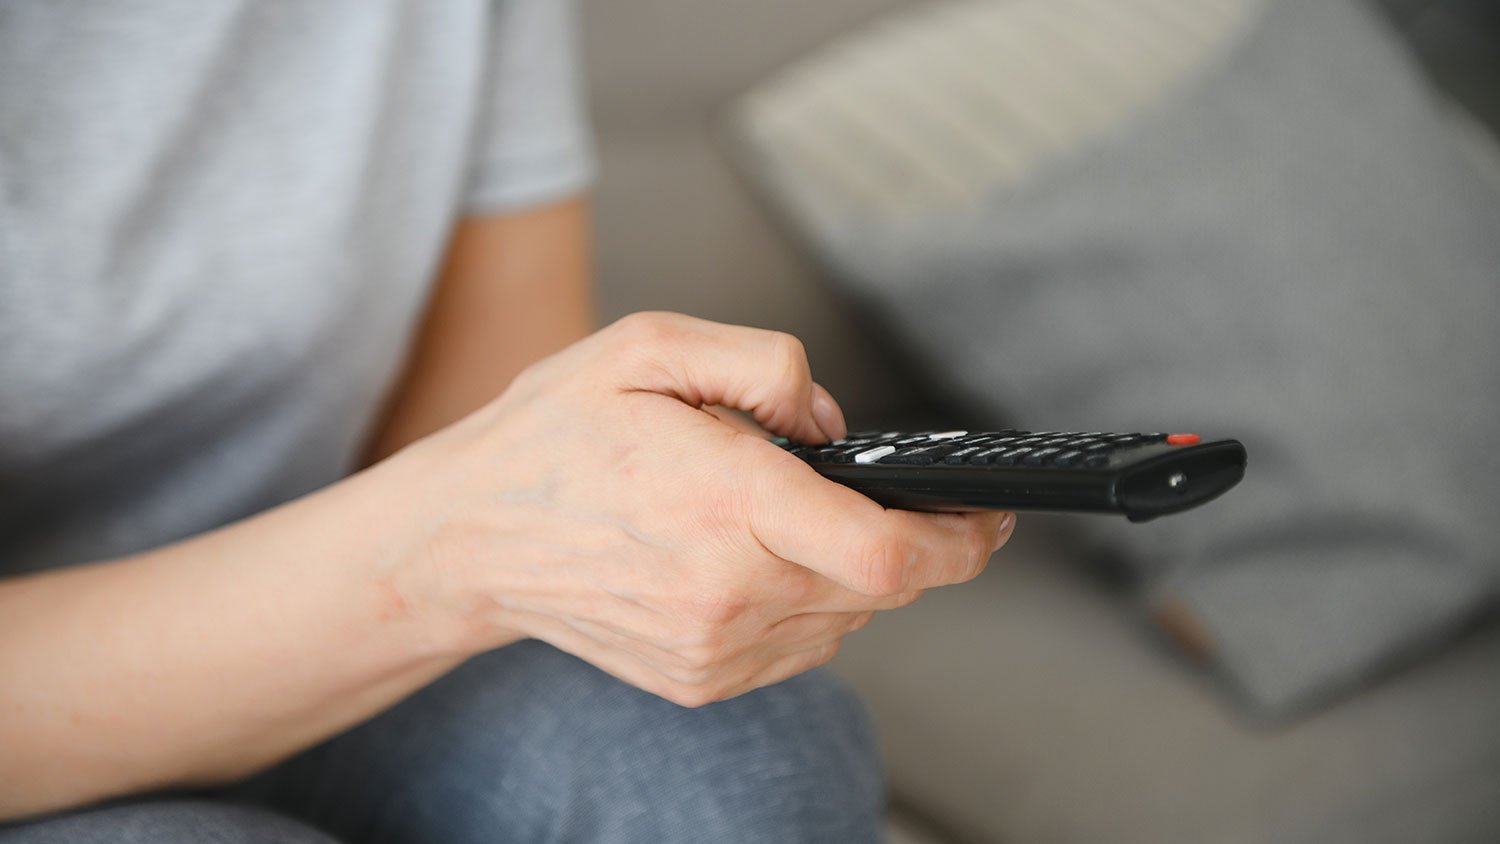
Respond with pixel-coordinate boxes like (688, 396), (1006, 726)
(777, 429), (1247, 522)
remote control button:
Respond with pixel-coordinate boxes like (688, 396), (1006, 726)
(1084, 454), (1110, 468)
(881, 445), (957, 465)
(988, 453), (1016, 466)
(927, 430), (968, 440)
(1053, 450), (1084, 467)
(993, 447), (1031, 465)
(942, 446), (988, 464)
(1166, 433), (1201, 446)
(1022, 447), (1062, 466)
(977, 431), (1021, 441)
(965, 447), (1002, 464)
(854, 445), (896, 464)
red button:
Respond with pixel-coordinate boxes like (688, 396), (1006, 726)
(1166, 433), (1201, 446)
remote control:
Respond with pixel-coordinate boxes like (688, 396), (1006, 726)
(777, 429), (1246, 522)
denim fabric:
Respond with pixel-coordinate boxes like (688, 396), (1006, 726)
(0, 801), (338, 844)
(0, 642), (884, 843)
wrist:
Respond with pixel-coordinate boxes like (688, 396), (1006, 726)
(345, 433), (531, 659)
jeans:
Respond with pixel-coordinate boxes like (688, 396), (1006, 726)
(0, 642), (884, 843)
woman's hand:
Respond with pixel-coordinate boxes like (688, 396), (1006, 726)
(0, 311), (1012, 819)
(386, 312), (1015, 706)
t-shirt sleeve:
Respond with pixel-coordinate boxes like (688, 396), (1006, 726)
(464, 0), (595, 214)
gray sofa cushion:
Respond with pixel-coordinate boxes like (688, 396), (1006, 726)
(727, 0), (1500, 716)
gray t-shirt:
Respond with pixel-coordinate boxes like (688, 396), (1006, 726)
(0, 1), (594, 573)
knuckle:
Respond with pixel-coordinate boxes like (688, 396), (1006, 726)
(613, 311), (684, 347)
(851, 535), (909, 597)
(815, 639), (843, 666)
(676, 639), (729, 673)
(503, 362), (544, 395)
(671, 664), (716, 687)
(682, 586), (751, 627)
(665, 682), (720, 709)
(777, 571), (823, 609)
(768, 330), (808, 365)
(767, 332), (811, 383)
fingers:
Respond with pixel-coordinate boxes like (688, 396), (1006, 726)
(604, 312), (844, 444)
(525, 613), (857, 709)
(747, 447), (1016, 597)
(810, 383), (847, 442)
(689, 632), (852, 705)
(701, 383), (844, 441)
(735, 641), (843, 699)
(764, 609), (875, 648)
(805, 587), (925, 614)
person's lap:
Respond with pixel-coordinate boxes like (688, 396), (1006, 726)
(0, 801), (337, 844)
(0, 641), (883, 843)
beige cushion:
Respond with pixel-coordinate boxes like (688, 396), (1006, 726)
(832, 517), (1500, 844)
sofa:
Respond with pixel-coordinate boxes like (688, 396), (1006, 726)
(579, 1), (1500, 841)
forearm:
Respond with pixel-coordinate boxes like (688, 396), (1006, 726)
(0, 200), (592, 820)
(366, 199), (594, 463)
(0, 450), (485, 820)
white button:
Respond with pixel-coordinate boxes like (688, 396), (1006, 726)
(854, 445), (896, 464)
(927, 430), (968, 440)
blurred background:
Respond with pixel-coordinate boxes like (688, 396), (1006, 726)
(577, 1), (1500, 842)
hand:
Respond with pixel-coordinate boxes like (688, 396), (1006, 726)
(384, 312), (1015, 707)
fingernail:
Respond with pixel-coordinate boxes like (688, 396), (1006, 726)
(811, 386), (848, 442)
(993, 513), (1015, 550)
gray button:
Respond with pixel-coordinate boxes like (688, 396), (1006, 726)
(927, 430), (969, 440)
(854, 445), (897, 464)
